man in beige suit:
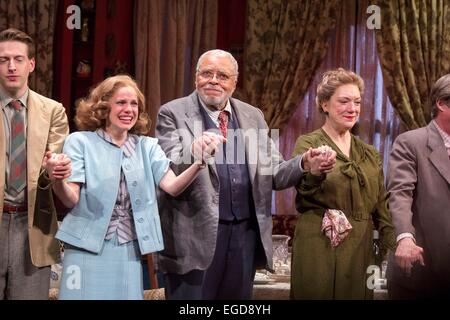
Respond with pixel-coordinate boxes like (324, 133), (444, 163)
(387, 74), (450, 299)
(0, 28), (69, 299)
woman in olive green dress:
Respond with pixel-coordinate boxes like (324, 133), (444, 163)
(291, 68), (396, 299)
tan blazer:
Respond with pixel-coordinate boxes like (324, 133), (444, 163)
(0, 90), (69, 267)
(387, 122), (450, 292)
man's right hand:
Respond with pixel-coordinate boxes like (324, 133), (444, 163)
(191, 132), (226, 164)
(394, 237), (425, 276)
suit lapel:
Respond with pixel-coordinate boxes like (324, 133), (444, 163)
(232, 99), (258, 185)
(185, 92), (218, 181)
(427, 123), (450, 185)
(27, 91), (50, 185)
(184, 93), (205, 137)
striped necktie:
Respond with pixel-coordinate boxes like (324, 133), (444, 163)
(9, 100), (26, 193)
(218, 110), (229, 139)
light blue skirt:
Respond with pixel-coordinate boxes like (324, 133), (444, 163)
(58, 234), (144, 300)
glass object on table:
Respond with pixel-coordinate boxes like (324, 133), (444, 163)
(272, 234), (291, 275)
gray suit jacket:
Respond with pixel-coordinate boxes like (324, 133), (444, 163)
(387, 122), (450, 290)
(155, 91), (303, 274)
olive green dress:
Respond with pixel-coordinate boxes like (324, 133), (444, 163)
(291, 128), (396, 299)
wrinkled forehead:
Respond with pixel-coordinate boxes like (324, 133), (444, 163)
(198, 54), (236, 73)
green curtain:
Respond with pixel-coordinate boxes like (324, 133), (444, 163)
(0, 0), (58, 97)
(243, 0), (340, 131)
(374, 0), (450, 129)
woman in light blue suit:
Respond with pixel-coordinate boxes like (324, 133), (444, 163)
(43, 75), (222, 299)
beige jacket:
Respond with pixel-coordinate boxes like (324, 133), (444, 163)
(0, 90), (68, 267)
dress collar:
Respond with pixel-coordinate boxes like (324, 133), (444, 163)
(96, 128), (138, 157)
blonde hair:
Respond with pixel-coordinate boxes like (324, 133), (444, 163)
(0, 28), (34, 58)
(75, 75), (150, 135)
(316, 68), (364, 113)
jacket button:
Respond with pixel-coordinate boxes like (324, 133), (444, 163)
(135, 199), (141, 206)
(143, 236), (149, 241)
(132, 181), (137, 187)
(138, 218), (144, 223)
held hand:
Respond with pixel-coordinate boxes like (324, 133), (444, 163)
(301, 148), (314, 173)
(42, 151), (72, 181)
(302, 145), (336, 176)
(394, 237), (425, 276)
(318, 146), (336, 173)
(42, 150), (52, 171)
(192, 131), (227, 164)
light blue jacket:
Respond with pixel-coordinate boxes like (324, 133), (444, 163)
(56, 131), (170, 255)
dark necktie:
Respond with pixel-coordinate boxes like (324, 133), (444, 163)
(218, 110), (229, 139)
(9, 100), (26, 193)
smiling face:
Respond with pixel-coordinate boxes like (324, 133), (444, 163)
(0, 40), (35, 98)
(105, 86), (139, 137)
(322, 83), (361, 133)
(195, 54), (237, 110)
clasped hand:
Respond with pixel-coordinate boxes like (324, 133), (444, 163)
(191, 131), (227, 164)
(302, 145), (337, 175)
(42, 151), (72, 181)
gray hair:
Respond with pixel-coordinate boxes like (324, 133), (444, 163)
(430, 73), (450, 118)
(196, 49), (239, 74)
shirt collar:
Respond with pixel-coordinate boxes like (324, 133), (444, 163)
(198, 96), (233, 122)
(96, 128), (138, 157)
(433, 120), (450, 149)
(0, 87), (29, 109)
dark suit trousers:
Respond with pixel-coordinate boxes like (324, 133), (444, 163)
(388, 254), (450, 299)
(389, 280), (450, 299)
(165, 218), (258, 300)
(0, 212), (50, 300)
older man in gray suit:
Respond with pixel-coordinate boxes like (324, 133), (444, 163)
(387, 74), (450, 299)
(156, 49), (336, 300)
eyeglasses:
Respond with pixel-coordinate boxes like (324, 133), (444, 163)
(197, 70), (237, 82)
